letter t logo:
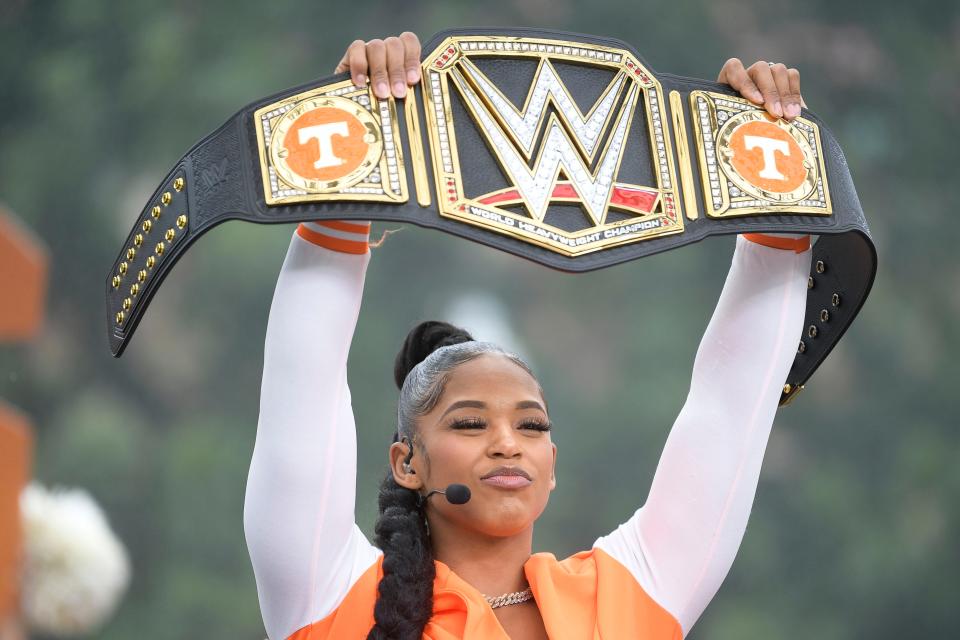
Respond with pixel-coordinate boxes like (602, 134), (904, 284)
(743, 135), (790, 180)
(298, 122), (350, 169)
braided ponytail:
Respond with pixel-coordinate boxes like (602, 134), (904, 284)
(367, 473), (435, 640)
(368, 320), (537, 638)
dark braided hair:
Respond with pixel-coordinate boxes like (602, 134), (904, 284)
(367, 472), (435, 640)
(367, 321), (472, 640)
(367, 320), (538, 640)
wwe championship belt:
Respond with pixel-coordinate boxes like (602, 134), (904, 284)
(106, 27), (877, 406)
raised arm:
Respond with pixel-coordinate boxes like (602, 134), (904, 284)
(243, 222), (381, 640)
(594, 234), (811, 635)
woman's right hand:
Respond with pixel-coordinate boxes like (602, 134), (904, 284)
(717, 58), (805, 121)
(334, 32), (422, 101)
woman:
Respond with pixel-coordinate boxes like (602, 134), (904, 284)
(244, 32), (811, 640)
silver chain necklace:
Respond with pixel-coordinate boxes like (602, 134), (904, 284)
(483, 587), (534, 609)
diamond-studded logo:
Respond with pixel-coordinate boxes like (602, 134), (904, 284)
(727, 119), (807, 193)
(691, 91), (831, 218)
(255, 88), (408, 206)
(270, 96), (381, 192)
(718, 113), (818, 204)
(422, 36), (684, 257)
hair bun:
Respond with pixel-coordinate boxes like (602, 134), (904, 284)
(394, 321), (474, 389)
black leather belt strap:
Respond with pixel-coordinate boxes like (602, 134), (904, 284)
(106, 27), (876, 406)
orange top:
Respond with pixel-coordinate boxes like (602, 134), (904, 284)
(291, 548), (681, 640)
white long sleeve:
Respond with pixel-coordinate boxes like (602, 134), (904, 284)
(244, 230), (380, 640)
(594, 235), (811, 636)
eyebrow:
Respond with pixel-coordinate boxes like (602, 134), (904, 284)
(440, 399), (546, 419)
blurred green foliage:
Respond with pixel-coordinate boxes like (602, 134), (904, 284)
(1, 0), (957, 637)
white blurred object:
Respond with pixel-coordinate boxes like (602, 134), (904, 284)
(444, 291), (529, 359)
(19, 483), (130, 636)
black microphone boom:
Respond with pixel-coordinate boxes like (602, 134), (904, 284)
(444, 483), (471, 505)
(423, 483), (472, 505)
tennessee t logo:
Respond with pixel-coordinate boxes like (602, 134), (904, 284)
(298, 122), (350, 169)
(727, 119), (808, 195)
(743, 135), (789, 180)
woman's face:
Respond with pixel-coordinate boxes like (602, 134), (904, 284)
(400, 353), (557, 539)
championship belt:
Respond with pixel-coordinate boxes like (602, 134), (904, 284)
(105, 27), (877, 406)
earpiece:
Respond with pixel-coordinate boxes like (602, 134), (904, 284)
(399, 436), (471, 507)
(401, 436), (415, 474)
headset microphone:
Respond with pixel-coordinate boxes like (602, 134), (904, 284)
(423, 483), (472, 505)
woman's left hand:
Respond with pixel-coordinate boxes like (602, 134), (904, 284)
(717, 58), (805, 121)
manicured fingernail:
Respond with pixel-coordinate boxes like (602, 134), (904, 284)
(393, 81), (406, 97)
(375, 81), (388, 98)
(355, 74), (367, 87)
(407, 69), (419, 83)
(752, 90), (763, 103)
(787, 103), (800, 118)
(773, 101), (783, 117)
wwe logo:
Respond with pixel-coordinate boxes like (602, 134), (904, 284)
(200, 157), (230, 191)
(451, 59), (639, 225)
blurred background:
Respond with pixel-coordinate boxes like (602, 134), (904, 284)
(0, 0), (956, 637)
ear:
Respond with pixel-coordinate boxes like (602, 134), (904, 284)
(389, 439), (422, 491)
(549, 442), (557, 491)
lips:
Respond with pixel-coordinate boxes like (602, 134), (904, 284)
(480, 466), (533, 489)
(481, 466), (532, 480)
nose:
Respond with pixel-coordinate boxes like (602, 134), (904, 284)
(487, 420), (521, 459)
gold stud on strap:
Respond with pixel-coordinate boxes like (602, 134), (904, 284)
(780, 383), (805, 406)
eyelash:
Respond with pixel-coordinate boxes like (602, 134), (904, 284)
(449, 417), (552, 432)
